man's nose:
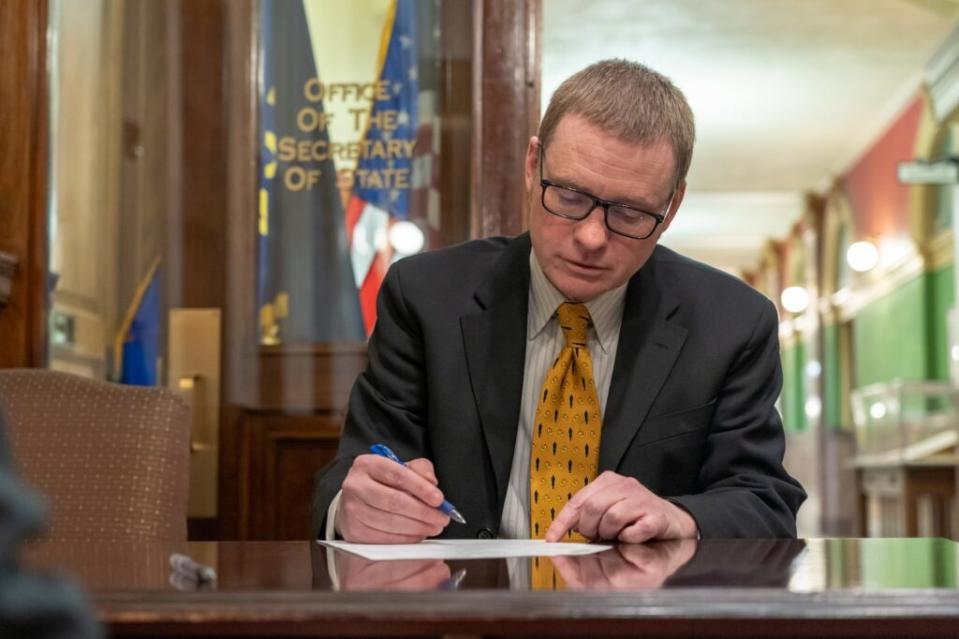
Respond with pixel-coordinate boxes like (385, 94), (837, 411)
(573, 205), (609, 250)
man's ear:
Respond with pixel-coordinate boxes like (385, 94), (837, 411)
(659, 181), (686, 234)
(524, 136), (540, 191)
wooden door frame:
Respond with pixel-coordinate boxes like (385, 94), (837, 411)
(0, 0), (49, 368)
(471, 0), (541, 238)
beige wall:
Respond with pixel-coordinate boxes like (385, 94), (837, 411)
(49, 0), (123, 379)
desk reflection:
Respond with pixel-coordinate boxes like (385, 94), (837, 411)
(332, 553), (453, 591)
(667, 538), (806, 587)
(29, 537), (956, 593)
(320, 539), (806, 591)
(551, 539), (697, 590)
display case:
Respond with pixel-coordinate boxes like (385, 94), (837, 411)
(850, 380), (958, 538)
(851, 380), (959, 463)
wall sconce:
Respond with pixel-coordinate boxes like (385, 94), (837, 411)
(781, 285), (809, 313)
(846, 240), (879, 273)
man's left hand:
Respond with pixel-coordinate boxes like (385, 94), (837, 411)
(545, 471), (699, 543)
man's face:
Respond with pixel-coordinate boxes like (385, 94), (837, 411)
(525, 114), (686, 302)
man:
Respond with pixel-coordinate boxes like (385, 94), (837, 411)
(314, 59), (805, 543)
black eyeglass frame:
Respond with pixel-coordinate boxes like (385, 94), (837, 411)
(538, 146), (674, 241)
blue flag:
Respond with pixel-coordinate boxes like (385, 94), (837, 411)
(119, 265), (161, 386)
(257, 0), (365, 343)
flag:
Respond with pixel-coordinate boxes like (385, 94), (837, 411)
(115, 259), (162, 386)
(257, 0), (365, 344)
(346, 0), (420, 335)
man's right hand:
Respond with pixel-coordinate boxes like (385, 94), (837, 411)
(334, 454), (451, 543)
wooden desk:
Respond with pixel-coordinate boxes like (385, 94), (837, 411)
(27, 538), (959, 638)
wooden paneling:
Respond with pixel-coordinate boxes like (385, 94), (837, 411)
(249, 344), (367, 410)
(239, 412), (342, 540)
(219, 345), (366, 539)
(177, 0), (227, 311)
(0, 251), (17, 308)
(471, 0), (541, 238)
(0, 0), (48, 368)
(437, 2), (474, 248)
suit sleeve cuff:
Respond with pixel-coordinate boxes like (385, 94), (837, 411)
(667, 496), (702, 539)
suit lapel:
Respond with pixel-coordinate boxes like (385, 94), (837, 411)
(600, 250), (687, 472)
(461, 234), (531, 513)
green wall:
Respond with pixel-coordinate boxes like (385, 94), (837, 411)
(852, 275), (928, 387)
(849, 266), (954, 387)
(859, 537), (957, 588)
(781, 341), (807, 432)
(925, 264), (954, 382)
(822, 323), (842, 428)
(783, 265), (954, 434)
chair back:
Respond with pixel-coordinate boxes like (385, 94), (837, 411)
(0, 369), (190, 542)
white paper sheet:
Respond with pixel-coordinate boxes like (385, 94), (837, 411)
(317, 539), (611, 561)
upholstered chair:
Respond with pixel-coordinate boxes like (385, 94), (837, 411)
(0, 370), (190, 543)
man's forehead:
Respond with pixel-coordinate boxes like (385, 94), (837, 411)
(544, 126), (677, 201)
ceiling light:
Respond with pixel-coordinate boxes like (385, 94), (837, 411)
(847, 240), (879, 273)
(781, 286), (809, 313)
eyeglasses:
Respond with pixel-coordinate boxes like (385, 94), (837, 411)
(538, 147), (673, 240)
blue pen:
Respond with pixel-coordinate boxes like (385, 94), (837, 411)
(369, 444), (466, 524)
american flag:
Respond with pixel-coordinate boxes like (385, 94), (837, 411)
(346, 0), (439, 336)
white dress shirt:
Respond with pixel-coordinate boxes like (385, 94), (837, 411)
(497, 251), (626, 538)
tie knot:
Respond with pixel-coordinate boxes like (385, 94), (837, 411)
(556, 303), (591, 347)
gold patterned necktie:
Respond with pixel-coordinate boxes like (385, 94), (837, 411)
(529, 302), (602, 542)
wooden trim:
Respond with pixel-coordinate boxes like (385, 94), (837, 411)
(220, 0), (257, 539)
(224, 0), (258, 404)
(470, 0), (541, 239)
(0, 250), (17, 307)
(26, 0), (48, 368)
(0, 0), (49, 367)
(91, 585), (959, 638)
(255, 343), (369, 357)
(437, 1), (473, 248)
(925, 228), (954, 272)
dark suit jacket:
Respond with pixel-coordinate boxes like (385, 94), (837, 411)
(313, 233), (806, 539)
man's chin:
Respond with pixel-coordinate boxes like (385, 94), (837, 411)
(556, 280), (606, 304)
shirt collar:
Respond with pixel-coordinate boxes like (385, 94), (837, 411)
(527, 250), (627, 353)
